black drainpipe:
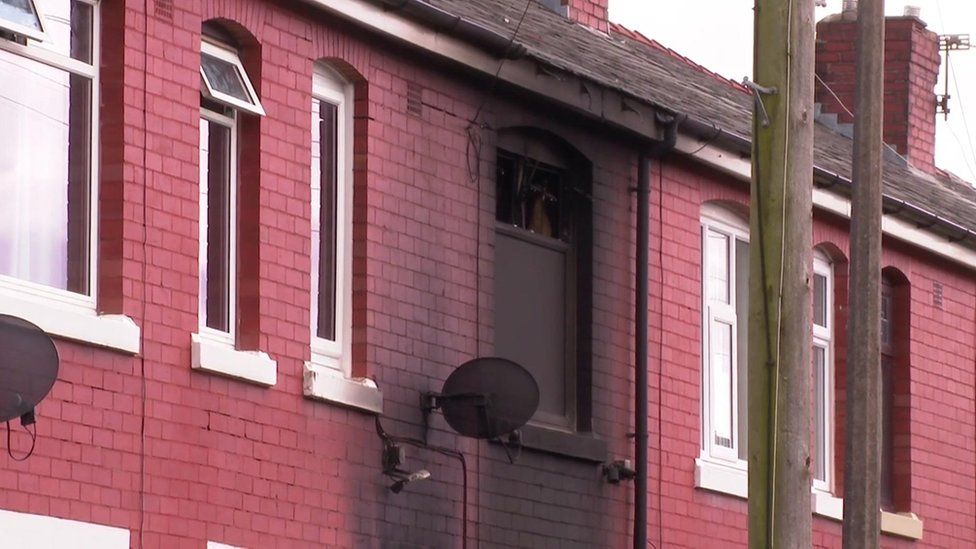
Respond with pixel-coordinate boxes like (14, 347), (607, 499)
(635, 113), (681, 549)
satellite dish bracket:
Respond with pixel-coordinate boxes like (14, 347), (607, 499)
(421, 392), (491, 444)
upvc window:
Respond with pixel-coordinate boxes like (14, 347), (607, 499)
(0, 0), (96, 303)
(200, 38), (264, 116)
(700, 205), (749, 464)
(191, 31), (275, 386)
(198, 106), (236, 339)
(812, 251), (833, 492)
(309, 65), (351, 374)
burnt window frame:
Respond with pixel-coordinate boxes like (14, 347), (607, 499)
(493, 130), (593, 433)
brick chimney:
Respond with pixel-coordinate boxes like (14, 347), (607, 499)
(539, 0), (609, 33)
(815, 4), (941, 173)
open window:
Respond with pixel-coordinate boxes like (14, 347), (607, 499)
(191, 23), (275, 387)
(200, 38), (264, 116)
(0, 0), (47, 42)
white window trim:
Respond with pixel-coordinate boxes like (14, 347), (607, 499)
(309, 65), (352, 375)
(694, 462), (923, 540)
(812, 251), (834, 493)
(191, 332), (276, 387)
(700, 205), (748, 469)
(0, 0), (48, 43)
(198, 108), (237, 345)
(0, 1), (131, 352)
(0, 508), (129, 548)
(303, 65), (380, 413)
(200, 38), (265, 117)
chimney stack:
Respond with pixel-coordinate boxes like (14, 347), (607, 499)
(815, 8), (941, 173)
(540, 0), (609, 33)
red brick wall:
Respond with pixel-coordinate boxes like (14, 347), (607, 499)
(1, 0), (974, 547)
(648, 155), (976, 547)
(815, 15), (941, 174)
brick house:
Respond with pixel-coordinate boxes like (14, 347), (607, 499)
(0, 0), (973, 547)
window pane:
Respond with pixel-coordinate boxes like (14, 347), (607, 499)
(0, 0), (42, 31)
(706, 230), (729, 304)
(315, 100), (338, 341)
(205, 121), (232, 332)
(813, 272), (827, 327)
(880, 355), (894, 507)
(813, 345), (827, 482)
(0, 50), (90, 293)
(881, 288), (893, 347)
(201, 52), (251, 103)
(735, 238), (749, 459)
(495, 231), (567, 421)
(711, 320), (734, 449)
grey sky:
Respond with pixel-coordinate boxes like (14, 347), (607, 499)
(608, 0), (976, 183)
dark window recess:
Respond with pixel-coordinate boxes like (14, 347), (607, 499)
(496, 151), (564, 240)
(317, 100), (338, 341)
(206, 122), (232, 332)
(494, 143), (591, 433)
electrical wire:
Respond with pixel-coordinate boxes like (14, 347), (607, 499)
(947, 57), (976, 179)
(814, 72), (906, 162)
(374, 417), (469, 549)
(465, 0), (533, 184)
(6, 421), (37, 461)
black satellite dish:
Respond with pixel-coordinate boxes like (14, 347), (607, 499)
(0, 314), (59, 423)
(422, 357), (539, 440)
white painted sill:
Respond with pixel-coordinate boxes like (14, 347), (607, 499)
(303, 361), (383, 414)
(0, 508), (130, 548)
(191, 333), (277, 386)
(0, 289), (140, 354)
(695, 458), (923, 540)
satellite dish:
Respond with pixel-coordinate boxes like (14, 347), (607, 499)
(0, 314), (59, 423)
(424, 357), (539, 440)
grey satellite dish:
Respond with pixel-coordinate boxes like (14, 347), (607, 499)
(422, 357), (539, 440)
(0, 314), (59, 423)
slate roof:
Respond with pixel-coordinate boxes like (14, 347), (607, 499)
(421, 0), (976, 238)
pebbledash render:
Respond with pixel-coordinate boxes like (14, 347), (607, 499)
(0, 0), (974, 547)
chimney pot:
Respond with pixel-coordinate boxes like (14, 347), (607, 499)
(842, 0), (858, 13)
(903, 5), (921, 18)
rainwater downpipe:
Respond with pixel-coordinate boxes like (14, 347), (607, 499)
(635, 113), (680, 549)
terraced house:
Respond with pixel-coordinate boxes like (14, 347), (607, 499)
(0, 0), (974, 546)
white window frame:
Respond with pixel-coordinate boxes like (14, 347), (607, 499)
(200, 38), (265, 117)
(700, 205), (748, 467)
(812, 250), (834, 493)
(197, 107), (238, 345)
(303, 64), (381, 414)
(309, 65), (352, 374)
(0, 1), (137, 353)
(0, 0), (48, 42)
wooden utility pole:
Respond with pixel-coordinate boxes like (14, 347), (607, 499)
(748, 0), (815, 547)
(843, 0), (885, 546)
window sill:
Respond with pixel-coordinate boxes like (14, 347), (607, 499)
(694, 457), (748, 498)
(514, 424), (608, 462)
(695, 459), (924, 540)
(0, 508), (130, 548)
(303, 362), (383, 414)
(0, 290), (140, 354)
(191, 333), (277, 386)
